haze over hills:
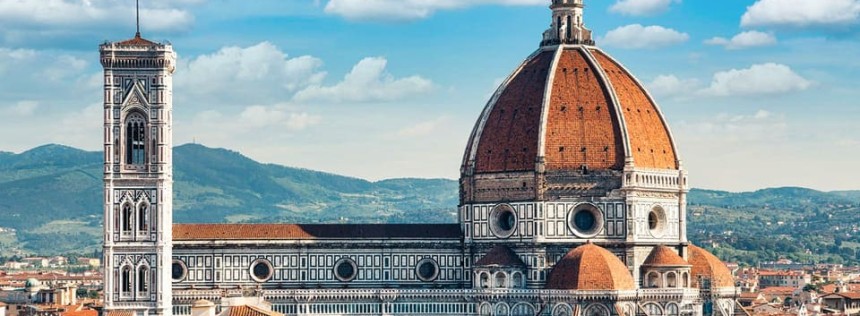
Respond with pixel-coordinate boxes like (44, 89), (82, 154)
(0, 144), (858, 266)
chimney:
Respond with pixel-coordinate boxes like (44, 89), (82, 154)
(191, 300), (216, 316)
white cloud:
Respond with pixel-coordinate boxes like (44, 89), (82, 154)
(395, 116), (450, 138)
(601, 24), (689, 49)
(176, 42), (326, 107)
(293, 57), (433, 103)
(7, 101), (39, 116)
(741, 0), (860, 28)
(238, 106), (321, 131)
(609, 0), (681, 16)
(0, 0), (195, 39)
(646, 75), (699, 98)
(705, 31), (777, 50)
(324, 0), (545, 21)
(700, 63), (812, 96)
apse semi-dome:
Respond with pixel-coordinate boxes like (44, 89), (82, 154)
(460, 0), (682, 204)
(545, 242), (635, 291)
(688, 244), (735, 289)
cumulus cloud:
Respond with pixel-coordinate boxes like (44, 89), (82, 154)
(705, 31), (777, 50)
(601, 24), (689, 49)
(176, 42), (326, 106)
(0, 0), (195, 41)
(293, 57), (433, 103)
(609, 0), (681, 16)
(741, 0), (860, 28)
(324, 0), (545, 21)
(646, 75), (699, 99)
(700, 63), (812, 96)
(395, 116), (450, 138)
(239, 106), (321, 131)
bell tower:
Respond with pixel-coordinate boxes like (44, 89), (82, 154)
(100, 14), (176, 316)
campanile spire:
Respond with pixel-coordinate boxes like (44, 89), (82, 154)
(541, 0), (594, 46)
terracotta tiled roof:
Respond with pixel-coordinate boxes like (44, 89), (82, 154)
(544, 48), (625, 171)
(105, 310), (135, 316)
(545, 243), (635, 290)
(688, 244), (735, 289)
(473, 51), (554, 173)
(62, 305), (97, 316)
(474, 245), (526, 267)
(761, 286), (796, 295)
(116, 33), (158, 47)
(463, 46), (679, 175)
(224, 305), (284, 316)
(590, 49), (677, 169)
(642, 245), (690, 267)
(173, 224), (461, 241)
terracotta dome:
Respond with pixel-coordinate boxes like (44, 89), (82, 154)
(545, 243), (635, 290)
(643, 245), (691, 267)
(462, 45), (678, 175)
(687, 244), (734, 288)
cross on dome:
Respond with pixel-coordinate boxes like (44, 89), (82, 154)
(541, 0), (594, 46)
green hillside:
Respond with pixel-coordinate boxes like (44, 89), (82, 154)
(0, 144), (858, 267)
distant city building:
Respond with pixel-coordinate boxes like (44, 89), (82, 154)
(99, 1), (739, 316)
(759, 259), (816, 271)
(758, 270), (811, 289)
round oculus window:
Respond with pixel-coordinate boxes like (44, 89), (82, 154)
(489, 204), (518, 238)
(568, 204), (604, 238)
(334, 258), (357, 282)
(249, 259), (273, 282)
(415, 258), (439, 282)
(648, 206), (667, 237)
(171, 259), (187, 282)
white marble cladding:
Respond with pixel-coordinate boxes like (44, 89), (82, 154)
(172, 288), (703, 316)
(628, 196), (682, 242)
(462, 201), (627, 242)
(171, 246), (466, 288)
(623, 168), (686, 191)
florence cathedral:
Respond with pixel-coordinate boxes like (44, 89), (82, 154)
(98, 1), (740, 315)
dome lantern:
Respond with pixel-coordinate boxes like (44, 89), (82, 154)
(542, 0), (593, 46)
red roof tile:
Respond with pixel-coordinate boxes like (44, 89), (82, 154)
(590, 49), (678, 169)
(545, 243), (635, 290)
(475, 245), (526, 267)
(642, 245), (690, 267)
(116, 33), (158, 47)
(173, 224), (460, 241)
(225, 305), (283, 316)
(474, 51), (554, 173)
(688, 244), (735, 289)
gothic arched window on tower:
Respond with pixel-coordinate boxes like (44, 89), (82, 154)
(121, 203), (133, 235)
(125, 113), (146, 166)
(137, 203), (149, 234)
(121, 266), (132, 296)
(138, 266), (149, 295)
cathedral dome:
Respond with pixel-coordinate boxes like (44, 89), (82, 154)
(459, 0), (681, 204)
(643, 245), (691, 267)
(688, 244), (734, 288)
(461, 46), (678, 175)
(545, 243), (635, 290)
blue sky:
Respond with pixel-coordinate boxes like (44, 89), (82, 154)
(0, 0), (858, 191)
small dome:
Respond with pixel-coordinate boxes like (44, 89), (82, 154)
(643, 245), (691, 267)
(545, 243), (635, 290)
(25, 278), (40, 288)
(475, 245), (526, 267)
(688, 244), (734, 288)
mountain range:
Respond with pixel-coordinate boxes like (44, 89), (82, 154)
(0, 144), (858, 266)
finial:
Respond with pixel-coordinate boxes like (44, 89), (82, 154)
(135, 0), (141, 37)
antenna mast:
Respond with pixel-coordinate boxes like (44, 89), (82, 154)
(135, 0), (140, 37)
